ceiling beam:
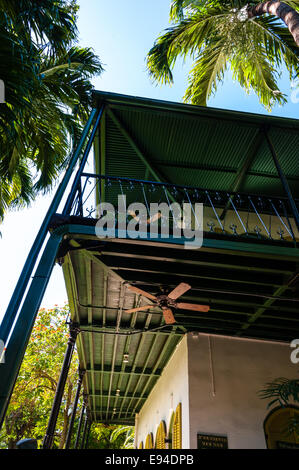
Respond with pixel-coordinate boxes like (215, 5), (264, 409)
(90, 392), (148, 400)
(100, 254), (284, 289)
(236, 283), (292, 336)
(152, 159), (299, 181)
(85, 257), (97, 422)
(130, 329), (179, 417)
(86, 366), (161, 377)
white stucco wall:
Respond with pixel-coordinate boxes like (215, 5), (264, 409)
(187, 333), (299, 449)
(135, 331), (298, 449)
(136, 334), (190, 449)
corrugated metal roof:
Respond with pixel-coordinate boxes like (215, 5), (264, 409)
(94, 90), (299, 197)
(63, 248), (182, 424)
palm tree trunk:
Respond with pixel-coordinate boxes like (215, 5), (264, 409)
(247, 1), (299, 46)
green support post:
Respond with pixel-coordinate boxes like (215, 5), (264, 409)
(0, 108), (99, 347)
(85, 421), (92, 449)
(0, 107), (104, 431)
(0, 230), (64, 429)
(43, 322), (80, 449)
(65, 369), (86, 449)
(265, 130), (299, 232)
(74, 397), (87, 449)
(81, 413), (89, 449)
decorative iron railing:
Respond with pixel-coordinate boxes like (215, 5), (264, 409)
(67, 173), (299, 245)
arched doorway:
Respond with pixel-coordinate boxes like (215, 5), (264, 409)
(145, 432), (154, 449)
(155, 421), (167, 449)
(264, 406), (299, 449)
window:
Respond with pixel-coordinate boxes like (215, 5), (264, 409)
(145, 433), (154, 449)
(167, 411), (175, 450)
(172, 403), (182, 449)
(264, 406), (299, 449)
(155, 421), (167, 449)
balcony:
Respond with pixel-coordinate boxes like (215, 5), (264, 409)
(63, 172), (299, 248)
(2, 91), (299, 429)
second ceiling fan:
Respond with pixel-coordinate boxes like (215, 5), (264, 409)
(125, 282), (210, 324)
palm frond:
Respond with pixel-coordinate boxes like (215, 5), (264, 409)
(147, 1), (299, 110)
(0, 1), (103, 219)
(258, 377), (299, 407)
(147, 6), (227, 84)
(183, 38), (227, 105)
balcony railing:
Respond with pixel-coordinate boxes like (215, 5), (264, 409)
(67, 173), (299, 245)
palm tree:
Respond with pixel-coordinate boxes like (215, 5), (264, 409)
(259, 377), (299, 434)
(109, 426), (135, 449)
(0, 1), (103, 219)
(147, 1), (299, 110)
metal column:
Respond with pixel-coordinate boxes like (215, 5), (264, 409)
(85, 421), (92, 449)
(80, 413), (89, 449)
(0, 109), (99, 347)
(0, 231), (64, 429)
(43, 323), (80, 449)
(265, 129), (299, 232)
(0, 107), (103, 430)
(74, 395), (88, 449)
(65, 369), (86, 449)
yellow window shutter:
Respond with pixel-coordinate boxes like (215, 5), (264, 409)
(156, 421), (167, 449)
(172, 403), (182, 449)
(145, 432), (154, 449)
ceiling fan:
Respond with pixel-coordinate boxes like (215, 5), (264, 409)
(125, 282), (210, 325)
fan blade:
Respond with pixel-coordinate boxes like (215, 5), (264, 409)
(177, 303), (210, 312)
(128, 209), (139, 220)
(128, 210), (161, 225)
(148, 212), (161, 224)
(126, 285), (157, 301)
(168, 282), (191, 300)
(125, 305), (155, 314)
(162, 308), (176, 325)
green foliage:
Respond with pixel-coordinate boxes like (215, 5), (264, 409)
(0, 305), (135, 449)
(259, 376), (299, 436)
(110, 426), (135, 449)
(89, 424), (135, 449)
(259, 377), (299, 408)
(147, 0), (299, 110)
(0, 0), (103, 220)
(0, 304), (79, 449)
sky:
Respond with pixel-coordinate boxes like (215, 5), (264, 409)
(0, 0), (298, 322)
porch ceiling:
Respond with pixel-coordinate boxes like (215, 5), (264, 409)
(61, 231), (299, 425)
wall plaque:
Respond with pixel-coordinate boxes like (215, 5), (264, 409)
(197, 434), (228, 449)
(276, 441), (299, 449)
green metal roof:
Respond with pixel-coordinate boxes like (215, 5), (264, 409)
(93, 90), (299, 197)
